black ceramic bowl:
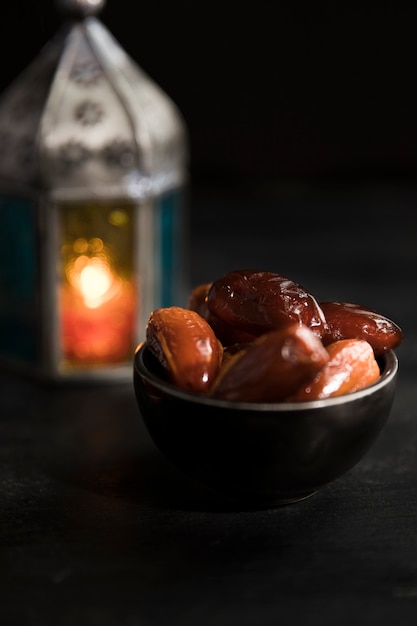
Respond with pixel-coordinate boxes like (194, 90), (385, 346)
(133, 342), (398, 507)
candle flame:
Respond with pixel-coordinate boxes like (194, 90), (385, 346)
(79, 259), (112, 308)
(60, 228), (135, 365)
(66, 252), (120, 309)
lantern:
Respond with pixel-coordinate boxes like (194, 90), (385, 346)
(0, 0), (189, 382)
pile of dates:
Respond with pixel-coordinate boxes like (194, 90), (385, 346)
(145, 269), (403, 402)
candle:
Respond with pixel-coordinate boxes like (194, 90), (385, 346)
(60, 249), (136, 365)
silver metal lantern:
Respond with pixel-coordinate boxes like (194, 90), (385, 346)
(0, 0), (189, 382)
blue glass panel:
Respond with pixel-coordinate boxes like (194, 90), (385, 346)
(0, 196), (39, 363)
(158, 189), (185, 308)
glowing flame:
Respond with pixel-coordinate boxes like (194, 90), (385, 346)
(66, 250), (120, 309)
(78, 258), (112, 308)
(61, 232), (135, 365)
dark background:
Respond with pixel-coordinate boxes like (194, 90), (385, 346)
(3, 0), (417, 185)
(2, 6), (417, 625)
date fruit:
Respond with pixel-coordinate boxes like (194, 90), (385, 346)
(146, 306), (223, 393)
(188, 281), (257, 346)
(187, 282), (212, 319)
(143, 268), (404, 403)
(320, 301), (403, 356)
(289, 338), (381, 401)
(206, 269), (328, 338)
(209, 323), (329, 402)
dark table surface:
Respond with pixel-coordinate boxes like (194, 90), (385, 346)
(1, 178), (417, 626)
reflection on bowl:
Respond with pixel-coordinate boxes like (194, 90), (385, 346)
(133, 342), (398, 508)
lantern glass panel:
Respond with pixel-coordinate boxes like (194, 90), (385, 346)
(157, 189), (188, 308)
(0, 195), (40, 366)
(58, 201), (136, 370)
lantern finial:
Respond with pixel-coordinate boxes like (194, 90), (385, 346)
(56, 0), (106, 19)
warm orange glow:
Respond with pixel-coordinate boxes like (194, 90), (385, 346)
(66, 253), (120, 309)
(60, 240), (135, 366)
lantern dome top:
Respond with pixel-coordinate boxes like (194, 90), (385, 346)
(0, 1), (188, 201)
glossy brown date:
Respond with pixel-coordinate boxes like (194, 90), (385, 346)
(206, 269), (328, 338)
(209, 323), (329, 402)
(146, 306), (223, 393)
(144, 268), (404, 402)
(320, 301), (403, 356)
(188, 281), (257, 346)
(187, 282), (212, 319)
(289, 338), (381, 401)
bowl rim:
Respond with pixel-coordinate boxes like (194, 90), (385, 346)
(134, 342), (398, 411)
